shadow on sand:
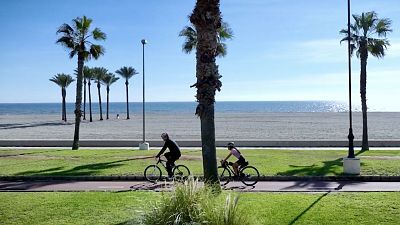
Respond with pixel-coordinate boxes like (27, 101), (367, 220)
(0, 121), (72, 130)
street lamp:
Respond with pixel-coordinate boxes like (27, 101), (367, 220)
(343, 0), (360, 174)
(139, 39), (149, 150)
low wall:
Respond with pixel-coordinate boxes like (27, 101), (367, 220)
(1, 139), (400, 147)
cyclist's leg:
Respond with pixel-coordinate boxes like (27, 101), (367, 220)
(232, 162), (239, 176)
(164, 152), (174, 177)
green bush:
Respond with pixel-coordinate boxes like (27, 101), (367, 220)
(135, 178), (253, 225)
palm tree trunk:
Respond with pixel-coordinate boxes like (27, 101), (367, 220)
(125, 81), (130, 119)
(72, 53), (84, 150)
(97, 82), (103, 120)
(360, 48), (369, 151)
(62, 88), (67, 122)
(106, 86), (110, 120)
(190, 0), (222, 185)
(60, 89), (64, 121)
(83, 79), (87, 120)
(88, 80), (93, 122)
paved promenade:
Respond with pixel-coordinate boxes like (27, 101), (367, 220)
(1, 181), (399, 192)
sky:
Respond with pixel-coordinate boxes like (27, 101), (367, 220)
(0, 0), (399, 111)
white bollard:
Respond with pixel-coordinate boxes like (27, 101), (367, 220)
(139, 142), (150, 150)
(343, 157), (360, 175)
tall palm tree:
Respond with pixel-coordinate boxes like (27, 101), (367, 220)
(189, 0), (225, 185)
(340, 11), (392, 151)
(56, 16), (106, 150)
(49, 73), (75, 122)
(115, 66), (138, 119)
(82, 66), (91, 120)
(83, 66), (95, 122)
(101, 73), (119, 119)
(92, 67), (108, 121)
(179, 20), (233, 56)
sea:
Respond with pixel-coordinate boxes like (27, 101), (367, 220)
(0, 101), (348, 115)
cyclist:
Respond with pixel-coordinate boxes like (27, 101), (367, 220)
(155, 133), (181, 178)
(221, 142), (247, 176)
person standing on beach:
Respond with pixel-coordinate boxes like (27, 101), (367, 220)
(155, 133), (181, 178)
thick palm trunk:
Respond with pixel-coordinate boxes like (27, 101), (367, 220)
(72, 54), (84, 150)
(83, 79), (87, 120)
(191, 0), (222, 185)
(62, 88), (67, 122)
(88, 81), (93, 122)
(125, 81), (130, 119)
(106, 86), (110, 120)
(360, 46), (369, 151)
(97, 82), (103, 120)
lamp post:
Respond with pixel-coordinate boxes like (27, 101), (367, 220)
(343, 0), (360, 174)
(346, 0), (354, 158)
(139, 39), (149, 150)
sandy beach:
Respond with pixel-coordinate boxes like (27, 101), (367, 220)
(0, 112), (399, 141)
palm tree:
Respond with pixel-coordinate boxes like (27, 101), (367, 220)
(56, 16), (106, 150)
(82, 66), (91, 120)
(92, 67), (108, 121)
(83, 66), (95, 122)
(49, 73), (75, 122)
(179, 20), (233, 56)
(115, 66), (138, 119)
(340, 11), (392, 151)
(188, 0), (225, 185)
(101, 73), (119, 119)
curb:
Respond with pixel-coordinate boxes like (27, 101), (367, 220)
(1, 175), (400, 182)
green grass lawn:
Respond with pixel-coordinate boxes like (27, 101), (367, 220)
(0, 192), (399, 225)
(0, 148), (399, 176)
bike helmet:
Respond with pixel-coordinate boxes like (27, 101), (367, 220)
(227, 142), (235, 148)
(161, 133), (169, 139)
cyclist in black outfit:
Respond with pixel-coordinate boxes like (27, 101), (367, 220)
(155, 133), (181, 178)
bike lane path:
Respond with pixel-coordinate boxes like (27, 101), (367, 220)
(1, 181), (400, 192)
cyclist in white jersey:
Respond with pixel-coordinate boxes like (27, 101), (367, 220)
(221, 142), (247, 176)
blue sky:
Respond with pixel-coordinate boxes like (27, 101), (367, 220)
(0, 0), (399, 111)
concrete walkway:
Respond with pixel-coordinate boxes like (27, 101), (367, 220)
(1, 181), (400, 192)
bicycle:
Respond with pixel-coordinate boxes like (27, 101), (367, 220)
(218, 161), (260, 186)
(144, 156), (190, 183)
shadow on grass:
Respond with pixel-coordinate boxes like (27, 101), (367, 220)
(288, 192), (330, 225)
(0, 149), (64, 158)
(15, 156), (153, 176)
(277, 150), (366, 176)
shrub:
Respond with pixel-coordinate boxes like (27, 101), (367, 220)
(135, 178), (253, 225)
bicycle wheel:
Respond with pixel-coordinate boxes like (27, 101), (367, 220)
(240, 166), (259, 186)
(173, 165), (190, 181)
(218, 166), (232, 186)
(144, 165), (162, 183)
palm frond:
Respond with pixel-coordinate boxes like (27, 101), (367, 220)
(375, 18), (392, 37)
(218, 22), (234, 41)
(92, 27), (106, 41)
(101, 73), (119, 86)
(69, 50), (77, 59)
(115, 66), (138, 79)
(56, 23), (74, 35)
(89, 44), (105, 60)
(50, 73), (75, 88)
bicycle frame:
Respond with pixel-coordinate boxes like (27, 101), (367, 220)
(220, 161), (242, 175)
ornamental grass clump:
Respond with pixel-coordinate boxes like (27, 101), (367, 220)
(136, 178), (252, 225)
